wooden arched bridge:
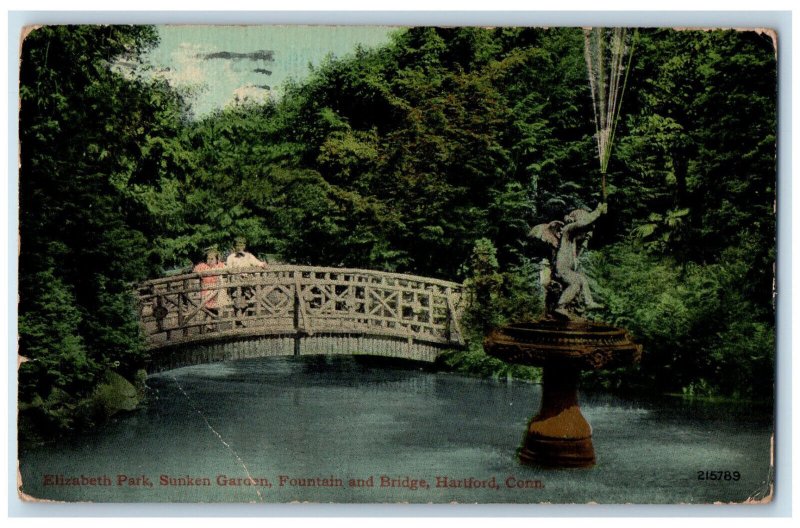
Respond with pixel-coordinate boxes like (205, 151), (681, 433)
(136, 265), (466, 371)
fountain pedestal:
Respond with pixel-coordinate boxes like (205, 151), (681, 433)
(484, 320), (641, 468)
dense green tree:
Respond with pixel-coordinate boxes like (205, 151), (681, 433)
(190, 28), (596, 277)
(591, 29), (776, 397)
(616, 30), (775, 266)
(18, 25), (192, 439)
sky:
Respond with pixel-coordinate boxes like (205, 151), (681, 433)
(142, 25), (397, 117)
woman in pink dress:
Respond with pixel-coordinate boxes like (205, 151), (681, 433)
(193, 247), (227, 310)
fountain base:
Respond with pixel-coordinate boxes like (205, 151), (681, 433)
(485, 319), (641, 469)
(520, 366), (596, 467)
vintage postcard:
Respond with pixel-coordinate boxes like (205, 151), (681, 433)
(16, 23), (776, 504)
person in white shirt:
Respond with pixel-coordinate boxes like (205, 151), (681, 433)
(225, 237), (267, 321)
(226, 236), (267, 269)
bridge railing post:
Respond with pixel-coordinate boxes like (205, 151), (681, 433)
(445, 286), (465, 346)
(293, 271), (301, 356)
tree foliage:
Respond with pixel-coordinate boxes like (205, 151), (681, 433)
(18, 26), (191, 440)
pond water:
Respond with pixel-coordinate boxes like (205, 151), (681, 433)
(18, 355), (773, 504)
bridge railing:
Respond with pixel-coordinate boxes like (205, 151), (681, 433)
(136, 265), (465, 350)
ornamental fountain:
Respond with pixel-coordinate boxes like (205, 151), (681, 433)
(484, 202), (642, 468)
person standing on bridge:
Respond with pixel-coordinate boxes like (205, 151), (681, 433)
(225, 236), (267, 322)
(193, 246), (228, 311)
(226, 236), (268, 270)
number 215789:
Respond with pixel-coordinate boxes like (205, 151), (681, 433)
(697, 471), (740, 481)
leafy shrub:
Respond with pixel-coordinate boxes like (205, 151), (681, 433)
(462, 238), (504, 335)
(585, 242), (774, 399)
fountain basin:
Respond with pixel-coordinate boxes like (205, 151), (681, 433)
(485, 320), (642, 370)
(484, 319), (642, 468)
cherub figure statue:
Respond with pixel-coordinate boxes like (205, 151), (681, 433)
(529, 203), (607, 319)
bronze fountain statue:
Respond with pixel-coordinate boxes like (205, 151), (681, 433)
(484, 202), (642, 468)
